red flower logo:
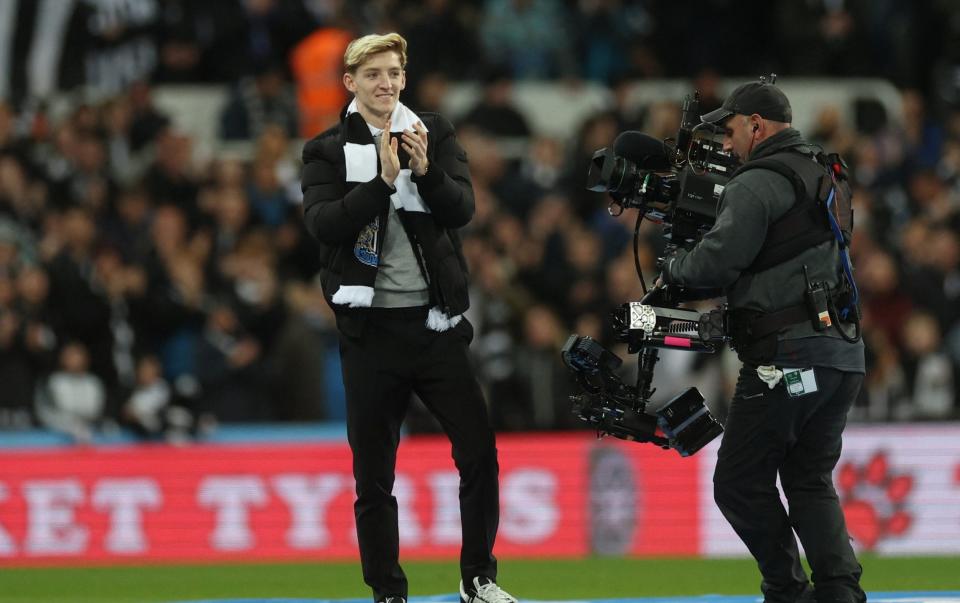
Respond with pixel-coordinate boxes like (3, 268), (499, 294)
(837, 451), (914, 550)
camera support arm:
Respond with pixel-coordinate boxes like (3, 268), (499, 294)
(615, 285), (728, 356)
(617, 285), (727, 422)
(624, 302), (717, 353)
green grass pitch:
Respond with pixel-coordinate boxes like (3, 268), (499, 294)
(1, 556), (958, 603)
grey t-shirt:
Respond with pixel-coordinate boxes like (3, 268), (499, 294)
(370, 128), (430, 308)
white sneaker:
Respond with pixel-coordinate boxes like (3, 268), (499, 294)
(460, 577), (518, 603)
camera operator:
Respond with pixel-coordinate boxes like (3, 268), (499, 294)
(659, 79), (866, 603)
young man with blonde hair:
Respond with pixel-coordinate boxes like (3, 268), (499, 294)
(301, 33), (517, 603)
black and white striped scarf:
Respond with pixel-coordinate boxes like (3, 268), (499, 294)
(332, 99), (462, 332)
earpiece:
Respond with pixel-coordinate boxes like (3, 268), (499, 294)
(752, 124), (759, 133)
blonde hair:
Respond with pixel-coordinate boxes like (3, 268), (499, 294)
(344, 33), (408, 74)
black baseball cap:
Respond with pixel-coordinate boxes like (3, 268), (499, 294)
(701, 80), (792, 126)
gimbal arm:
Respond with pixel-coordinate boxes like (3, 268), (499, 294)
(616, 285), (727, 355)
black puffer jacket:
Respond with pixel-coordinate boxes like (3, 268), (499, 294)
(300, 108), (473, 336)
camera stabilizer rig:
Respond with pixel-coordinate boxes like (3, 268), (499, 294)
(563, 90), (732, 456)
(562, 284), (725, 457)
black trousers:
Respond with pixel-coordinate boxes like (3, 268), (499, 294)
(714, 365), (866, 603)
(339, 307), (499, 601)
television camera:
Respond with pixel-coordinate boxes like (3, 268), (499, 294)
(563, 91), (736, 456)
(586, 92), (739, 248)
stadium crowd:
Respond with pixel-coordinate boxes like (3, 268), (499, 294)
(0, 0), (958, 442)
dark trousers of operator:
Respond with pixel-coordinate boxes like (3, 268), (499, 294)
(339, 307), (499, 601)
(714, 364), (866, 603)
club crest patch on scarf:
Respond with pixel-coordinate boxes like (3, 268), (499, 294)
(354, 217), (380, 267)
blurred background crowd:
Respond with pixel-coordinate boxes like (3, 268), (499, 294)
(1, 0), (959, 443)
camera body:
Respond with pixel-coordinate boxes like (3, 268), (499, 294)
(585, 93), (740, 250)
(562, 334), (723, 457)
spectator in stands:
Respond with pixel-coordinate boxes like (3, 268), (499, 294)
(102, 96), (140, 186)
(606, 76), (647, 134)
(409, 71), (449, 114)
(216, 230), (286, 367)
(248, 155), (292, 228)
(255, 123), (303, 203)
(480, 0), (577, 79)
(132, 204), (208, 414)
(122, 354), (173, 438)
(0, 102), (17, 153)
(808, 104), (857, 156)
(68, 134), (117, 213)
(401, 0), (482, 90)
(41, 121), (82, 210)
(204, 0), (319, 83)
(143, 130), (201, 223)
(456, 124), (547, 221)
(459, 64), (531, 139)
(557, 225), (605, 323)
(559, 111), (618, 220)
(858, 248), (913, 349)
(854, 328), (905, 421)
(196, 302), (269, 422)
(36, 341), (106, 443)
(0, 213), (35, 271)
(0, 263), (56, 429)
(774, 0), (872, 77)
(573, 0), (650, 83)
(45, 206), (118, 402)
(2, 157), (31, 222)
(290, 22), (355, 138)
(497, 303), (578, 430)
(127, 82), (172, 152)
(459, 232), (536, 421)
(92, 243), (146, 391)
(903, 226), (960, 332)
(900, 310), (956, 420)
(938, 137), (960, 200)
(900, 89), (945, 169)
(519, 135), (565, 191)
(207, 186), (255, 261)
(220, 61), (300, 141)
(454, 129), (508, 216)
(269, 281), (331, 421)
(210, 157), (248, 191)
(101, 186), (154, 265)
